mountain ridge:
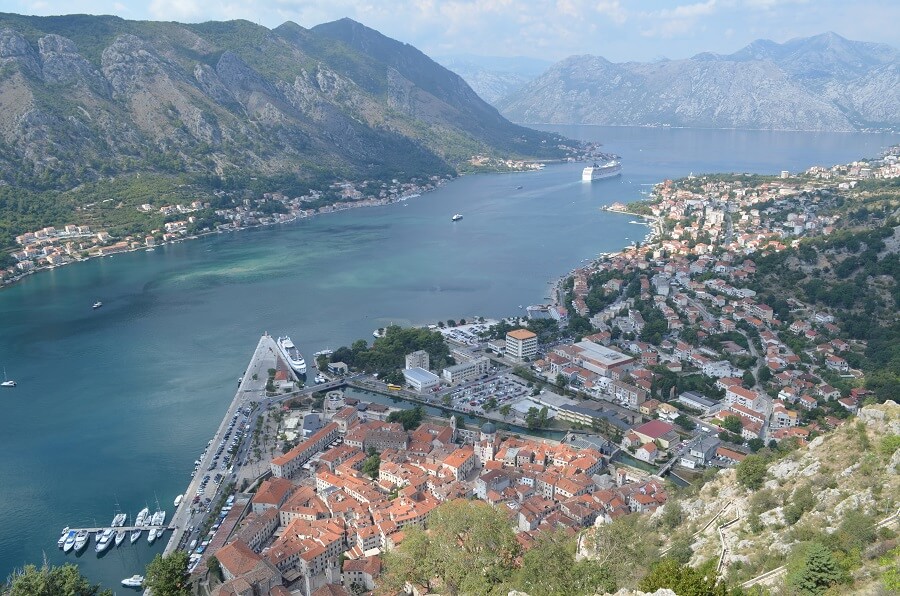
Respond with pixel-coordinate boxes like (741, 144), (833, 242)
(497, 32), (900, 132)
(0, 13), (566, 195)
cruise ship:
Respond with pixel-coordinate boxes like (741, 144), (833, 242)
(582, 160), (622, 181)
(277, 336), (307, 376)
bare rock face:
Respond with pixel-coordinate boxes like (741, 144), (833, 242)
(0, 28), (41, 75)
(38, 34), (110, 96)
(101, 34), (168, 98)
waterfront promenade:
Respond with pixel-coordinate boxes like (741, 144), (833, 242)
(163, 334), (280, 556)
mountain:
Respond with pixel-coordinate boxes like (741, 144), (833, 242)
(434, 54), (552, 104)
(497, 32), (900, 131)
(0, 13), (565, 194)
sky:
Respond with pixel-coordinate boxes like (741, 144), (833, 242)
(6, 0), (900, 63)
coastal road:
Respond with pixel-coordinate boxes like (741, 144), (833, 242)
(163, 334), (278, 556)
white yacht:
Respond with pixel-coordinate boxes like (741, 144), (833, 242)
(173, 494), (183, 508)
(582, 160), (622, 181)
(92, 301), (103, 309)
(114, 528), (127, 547)
(62, 530), (77, 553)
(58, 528), (71, 549)
(111, 512), (127, 527)
(147, 509), (166, 544)
(451, 213), (463, 221)
(121, 575), (144, 588)
(276, 336), (307, 376)
(73, 530), (90, 552)
(130, 507), (149, 544)
(95, 528), (115, 553)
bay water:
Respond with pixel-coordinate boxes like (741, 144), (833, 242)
(0, 126), (895, 588)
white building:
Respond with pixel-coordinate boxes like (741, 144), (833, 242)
(405, 350), (430, 370)
(442, 357), (490, 384)
(506, 329), (538, 362)
(402, 367), (441, 392)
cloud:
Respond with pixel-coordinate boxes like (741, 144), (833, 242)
(148, 0), (205, 21)
(638, 0), (719, 39)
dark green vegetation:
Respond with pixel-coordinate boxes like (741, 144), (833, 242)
(328, 325), (452, 381)
(144, 551), (191, 596)
(386, 406), (424, 431)
(1, 562), (112, 596)
(0, 13), (569, 252)
(750, 216), (900, 402)
(379, 499), (747, 596)
(379, 500), (615, 595)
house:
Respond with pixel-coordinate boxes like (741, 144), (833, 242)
(631, 420), (679, 449)
(676, 391), (718, 415)
(635, 442), (659, 463)
(342, 556), (381, 592)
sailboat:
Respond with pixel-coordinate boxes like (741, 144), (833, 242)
(1, 367), (15, 387)
(130, 506), (149, 544)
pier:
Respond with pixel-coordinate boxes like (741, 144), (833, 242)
(63, 525), (173, 533)
(163, 333), (282, 556)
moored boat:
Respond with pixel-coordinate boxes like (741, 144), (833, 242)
(451, 213), (463, 221)
(276, 336), (307, 376)
(130, 507), (149, 544)
(73, 530), (89, 552)
(95, 528), (115, 553)
(62, 529), (77, 552)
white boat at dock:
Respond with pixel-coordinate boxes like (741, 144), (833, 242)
(130, 507), (149, 544)
(174, 494), (183, 507)
(276, 336), (307, 376)
(58, 528), (71, 549)
(94, 528), (115, 553)
(147, 509), (166, 543)
(73, 530), (89, 552)
(62, 530), (77, 552)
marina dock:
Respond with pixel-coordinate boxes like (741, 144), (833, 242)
(62, 525), (173, 534)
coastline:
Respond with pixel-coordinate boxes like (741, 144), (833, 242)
(0, 180), (452, 291)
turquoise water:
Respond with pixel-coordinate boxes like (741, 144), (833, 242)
(0, 126), (895, 588)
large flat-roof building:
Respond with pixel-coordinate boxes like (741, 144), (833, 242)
(506, 329), (538, 362)
(442, 357), (490, 384)
(402, 367), (441, 392)
(564, 341), (634, 378)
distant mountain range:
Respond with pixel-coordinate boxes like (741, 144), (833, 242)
(434, 54), (552, 104)
(495, 32), (900, 131)
(0, 14), (565, 192)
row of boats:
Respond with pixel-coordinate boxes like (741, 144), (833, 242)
(57, 505), (167, 555)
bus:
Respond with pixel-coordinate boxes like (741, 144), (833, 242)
(386, 383), (402, 391)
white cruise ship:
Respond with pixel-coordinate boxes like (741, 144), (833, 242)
(277, 336), (307, 376)
(582, 160), (622, 181)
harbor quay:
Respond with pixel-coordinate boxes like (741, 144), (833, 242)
(163, 333), (283, 558)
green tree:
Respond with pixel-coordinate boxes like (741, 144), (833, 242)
(742, 370), (756, 388)
(720, 415), (743, 435)
(556, 373), (568, 388)
(514, 530), (616, 596)
(639, 558), (726, 596)
(386, 406), (424, 430)
(207, 555), (223, 582)
(499, 404), (512, 418)
(3, 561), (112, 596)
(736, 454), (767, 490)
(660, 501), (684, 530)
(362, 453), (381, 479)
(144, 551), (191, 596)
(380, 500), (520, 595)
(786, 542), (845, 595)
(582, 513), (659, 588)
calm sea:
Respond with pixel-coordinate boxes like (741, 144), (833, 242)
(0, 126), (895, 588)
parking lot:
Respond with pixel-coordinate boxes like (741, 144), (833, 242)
(445, 374), (531, 414)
